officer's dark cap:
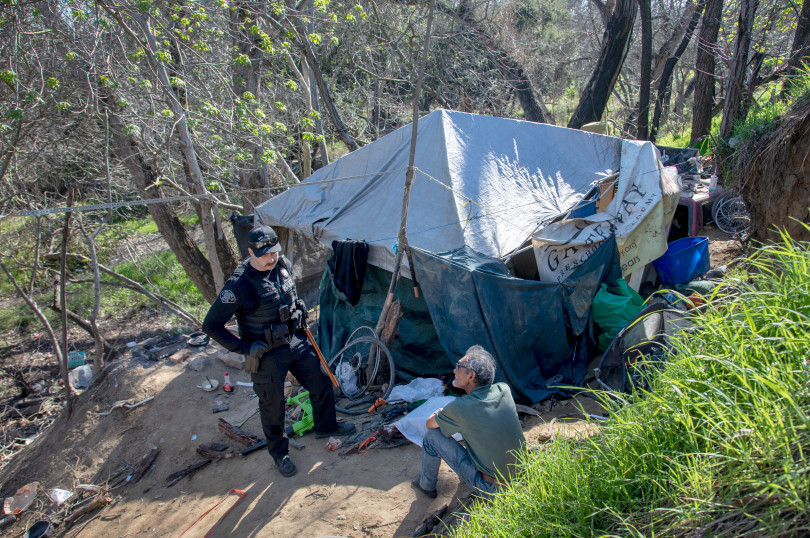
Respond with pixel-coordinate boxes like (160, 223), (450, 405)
(248, 225), (282, 256)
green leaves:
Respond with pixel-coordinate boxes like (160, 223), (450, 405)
(233, 54), (251, 66)
(122, 124), (140, 136)
(0, 70), (19, 85)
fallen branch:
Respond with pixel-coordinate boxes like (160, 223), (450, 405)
(411, 503), (448, 537)
(63, 495), (113, 529)
(197, 443), (237, 459)
(166, 459), (211, 487)
(96, 396), (154, 416)
(218, 418), (260, 446)
(44, 252), (201, 327)
(130, 447), (160, 484)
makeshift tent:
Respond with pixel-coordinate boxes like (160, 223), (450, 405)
(254, 109), (679, 402)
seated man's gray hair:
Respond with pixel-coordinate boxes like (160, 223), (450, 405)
(464, 345), (496, 386)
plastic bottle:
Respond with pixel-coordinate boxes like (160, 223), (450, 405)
(223, 372), (233, 393)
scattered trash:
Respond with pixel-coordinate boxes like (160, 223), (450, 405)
(191, 434), (197, 441)
(48, 488), (73, 505)
(212, 406), (229, 414)
(200, 379), (219, 392)
(126, 341), (137, 348)
(236, 381), (253, 387)
(24, 519), (53, 538)
(197, 443), (237, 459)
(166, 460), (211, 487)
(68, 364), (93, 388)
(186, 332), (210, 347)
(388, 378), (444, 403)
(337, 361), (360, 397)
(326, 437), (342, 451)
(4, 481), (39, 515)
(0, 514), (16, 529)
(367, 398), (388, 413)
(66, 351), (86, 369)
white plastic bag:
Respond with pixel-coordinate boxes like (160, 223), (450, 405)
(337, 362), (360, 397)
(387, 377), (444, 403)
(68, 364), (93, 388)
(392, 396), (462, 447)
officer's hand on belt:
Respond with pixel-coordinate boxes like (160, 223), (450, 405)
(249, 341), (269, 358)
(290, 309), (305, 331)
(246, 341), (269, 374)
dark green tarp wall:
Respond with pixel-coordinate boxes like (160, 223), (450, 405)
(318, 236), (622, 402)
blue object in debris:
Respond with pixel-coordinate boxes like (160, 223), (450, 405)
(653, 236), (710, 285)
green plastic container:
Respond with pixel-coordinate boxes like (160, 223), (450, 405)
(67, 351), (86, 369)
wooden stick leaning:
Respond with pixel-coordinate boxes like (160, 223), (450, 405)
(303, 327), (339, 387)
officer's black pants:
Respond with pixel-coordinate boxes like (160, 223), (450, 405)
(250, 332), (338, 460)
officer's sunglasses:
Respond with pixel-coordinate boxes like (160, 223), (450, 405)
(250, 236), (278, 250)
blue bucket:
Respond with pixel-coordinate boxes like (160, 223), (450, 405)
(653, 237), (710, 285)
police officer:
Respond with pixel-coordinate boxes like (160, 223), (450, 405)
(202, 225), (355, 477)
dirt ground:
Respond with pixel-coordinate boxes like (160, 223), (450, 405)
(0, 341), (603, 538)
(0, 227), (746, 537)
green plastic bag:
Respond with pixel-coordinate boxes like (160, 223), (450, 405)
(592, 278), (645, 350)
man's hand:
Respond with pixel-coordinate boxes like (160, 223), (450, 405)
(290, 309), (304, 331)
(246, 341), (269, 374)
(426, 410), (441, 429)
(295, 299), (308, 322)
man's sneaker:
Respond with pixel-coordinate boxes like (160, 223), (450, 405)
(274, 455), (297, 477)
(410, 476), (437, 499)
(314, 422), (356, 439)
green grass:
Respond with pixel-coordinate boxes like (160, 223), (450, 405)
(454, 230), (810, 537)
(728, 63), (810, 146)
(105, 250), (207, 320)
(0, 213), (209, 335)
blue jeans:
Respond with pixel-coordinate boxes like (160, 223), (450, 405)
(419, 428), (499, 497)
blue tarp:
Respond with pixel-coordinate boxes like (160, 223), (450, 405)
(318, 236), (622, 402)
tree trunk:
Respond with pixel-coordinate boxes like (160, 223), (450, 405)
(636, 0), (652, 140)
(720, 0), (759, 138)
(448, 0), (550, 124)
(690, 0), (724, 144)
(780, 0), (810, 99)
(130, 13), (226, 292)
(59, 190), (74, 418)
(650, 0), (706, 142)
(104, 103), (218, 303)
(568, 0), (637, 129)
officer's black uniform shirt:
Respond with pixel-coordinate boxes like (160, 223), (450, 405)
(201, 257), (293, 356)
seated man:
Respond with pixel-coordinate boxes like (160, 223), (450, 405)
(412, 345), (525, 498)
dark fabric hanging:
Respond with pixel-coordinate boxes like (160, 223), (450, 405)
(330, 240), (370, 305)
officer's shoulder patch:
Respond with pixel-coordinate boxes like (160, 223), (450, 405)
(280, 267), (289, 279)
(219, 289), (236, 304)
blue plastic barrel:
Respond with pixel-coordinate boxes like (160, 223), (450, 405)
(653, 237), (710, 284)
